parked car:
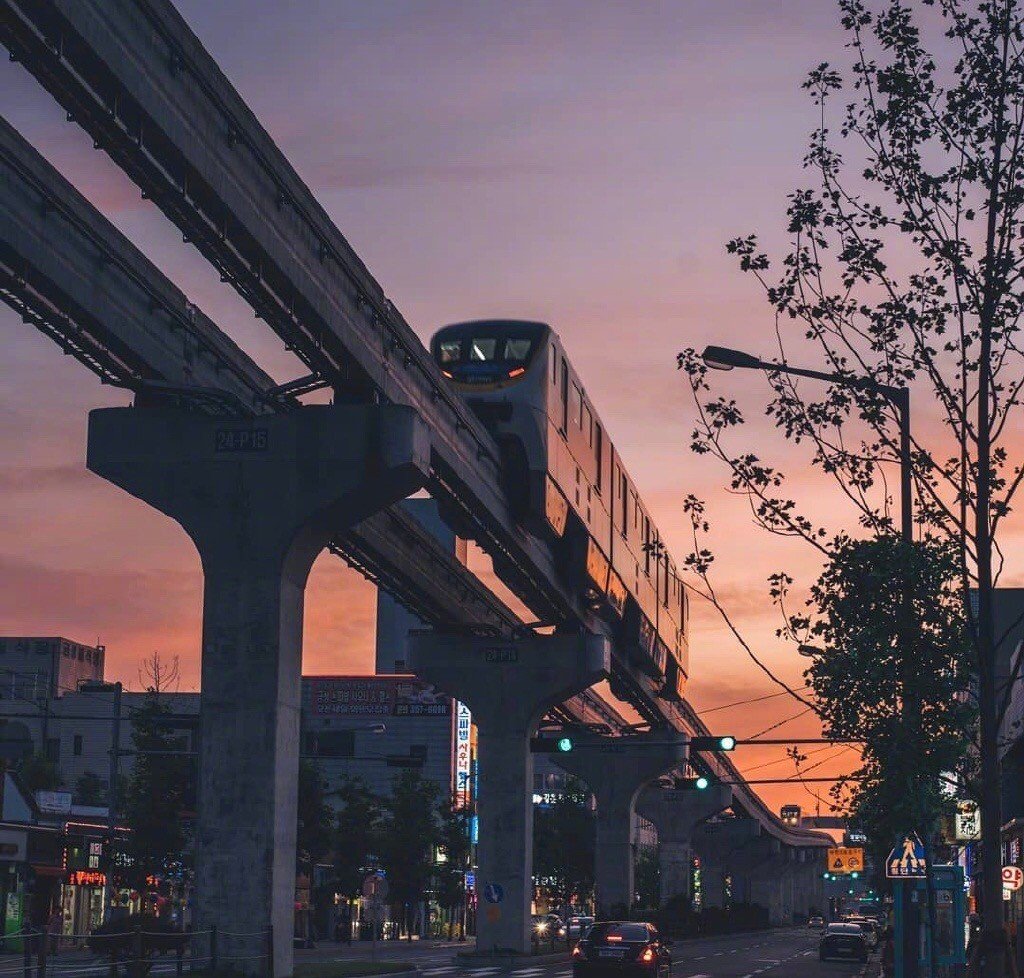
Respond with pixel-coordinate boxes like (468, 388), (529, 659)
(807, 914), (825, 929)
(819, 922), (869, 963)
(572, 921), (671, 978)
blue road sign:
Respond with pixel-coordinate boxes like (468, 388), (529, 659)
(483, 882), (504, 904)
(465, 872), (476, 890)
(886, 832), (927, 878)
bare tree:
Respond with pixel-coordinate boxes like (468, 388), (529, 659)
(138, 652), (181, 695)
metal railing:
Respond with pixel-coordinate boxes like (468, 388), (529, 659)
(0, 926), (272, 978)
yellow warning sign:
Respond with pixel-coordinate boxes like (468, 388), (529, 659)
(827, 846), (865, 875)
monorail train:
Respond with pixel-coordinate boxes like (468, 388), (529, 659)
(430, 319), (688, 700)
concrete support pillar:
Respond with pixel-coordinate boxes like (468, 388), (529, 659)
(554, 732), (688, 916)
(88, 404), (430, 977)
(636, 785), (732, 907)
(408, 631), (609, 954)
(699, 863), (728, 910)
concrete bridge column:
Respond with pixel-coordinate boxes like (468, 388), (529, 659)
(697, 862), (728, 910)
(88, 404), (431, 977)
(554, 732), (688, 916)
(408, 631), (609, 954)
(636, 785), (732, 907)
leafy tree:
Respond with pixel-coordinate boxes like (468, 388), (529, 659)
(121, 690), (194, 887)
(333, 776), (383, 899)
(434, 799), (472, 938)
(16, 752), (60, 794)
(676, 0), (1024, 961)
(793, 536), (974, 957)
(75, 770), (107, 806)
(533, 779), (595, 910)
(634, 846), (659, 912)
(297, 760), (333, 868)
(377, 769), (440, 939)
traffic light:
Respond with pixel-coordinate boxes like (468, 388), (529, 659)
(690, 736), (737, 751)
(531, 736), (574, 753)
(851, 871), (860, 879)
(678, 776), (711, 790)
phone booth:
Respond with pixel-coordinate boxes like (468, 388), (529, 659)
(894, 864), (966, 977)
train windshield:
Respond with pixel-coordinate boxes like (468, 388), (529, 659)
(431, 321), (545, 382)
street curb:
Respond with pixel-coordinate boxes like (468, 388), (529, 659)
(326, 967), (421, 978)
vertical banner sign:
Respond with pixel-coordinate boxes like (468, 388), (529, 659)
(454, 702), (472, 808)
(955, 800), (981, 841)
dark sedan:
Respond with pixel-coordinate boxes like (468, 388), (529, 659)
(572, 921), (671, 978)
(819, 922), (869, 963)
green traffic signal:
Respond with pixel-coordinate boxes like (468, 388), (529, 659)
(851, 871), (860, 879)
(556, 736), (574, 753)
(695, 775), (710, 790)
(690, 736), (737, 752)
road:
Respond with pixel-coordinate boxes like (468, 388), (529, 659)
(299, 928), (871, 978)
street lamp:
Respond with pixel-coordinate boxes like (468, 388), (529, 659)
(699, 346), (912, 542)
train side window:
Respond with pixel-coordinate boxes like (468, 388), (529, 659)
(643, 518), (651, 574)
(552, 351), (558, 385)
(571, 384), (583, 429)
(595, 425), (604, 493)
(619, 471), (628, 532)
(560, 359), (569, 433)
(583, 404), (593, 441)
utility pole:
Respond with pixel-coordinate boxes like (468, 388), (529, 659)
(104, 682), (122, 919)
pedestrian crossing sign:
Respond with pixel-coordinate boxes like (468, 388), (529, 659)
(886, 832), (928, 878)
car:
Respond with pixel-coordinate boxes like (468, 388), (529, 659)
(807, 915), (825, 929)
(819, 922), (869, 963)
(847, 917), (879, 948)
(569, 915), (596, 938)
(572, 921), (672, 978)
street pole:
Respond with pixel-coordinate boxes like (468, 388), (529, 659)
(105, 682), (122, 920)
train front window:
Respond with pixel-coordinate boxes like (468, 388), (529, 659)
(469, 338), (498, 361)
(506, 338), (532, 362)
(439, 340), (461, 364)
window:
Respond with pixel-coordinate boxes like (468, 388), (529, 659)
(552, 352), (558, 384)
(45, 738), (59, 762)
(469, 337), (498, 361)
(583, 404), (593, 442)
(576, 387), (584, 428)
(506, 338), (531, 361)
(73, 734), (83, 756)
(619, 472), (628, 532)
(439, 340), (461, 363)
(560, 359), (569, 433)
(595, 425), (604, 493)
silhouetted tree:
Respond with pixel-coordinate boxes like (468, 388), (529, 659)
(533, 778), (595, 911)
(333, 777), (383, 899)
(377, 770), (439, 938)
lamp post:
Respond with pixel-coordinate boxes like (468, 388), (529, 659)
(701, 344), (923, 976)
(700, 346), (912, 542)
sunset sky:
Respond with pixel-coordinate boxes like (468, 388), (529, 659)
(1, 1), (963, 811)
